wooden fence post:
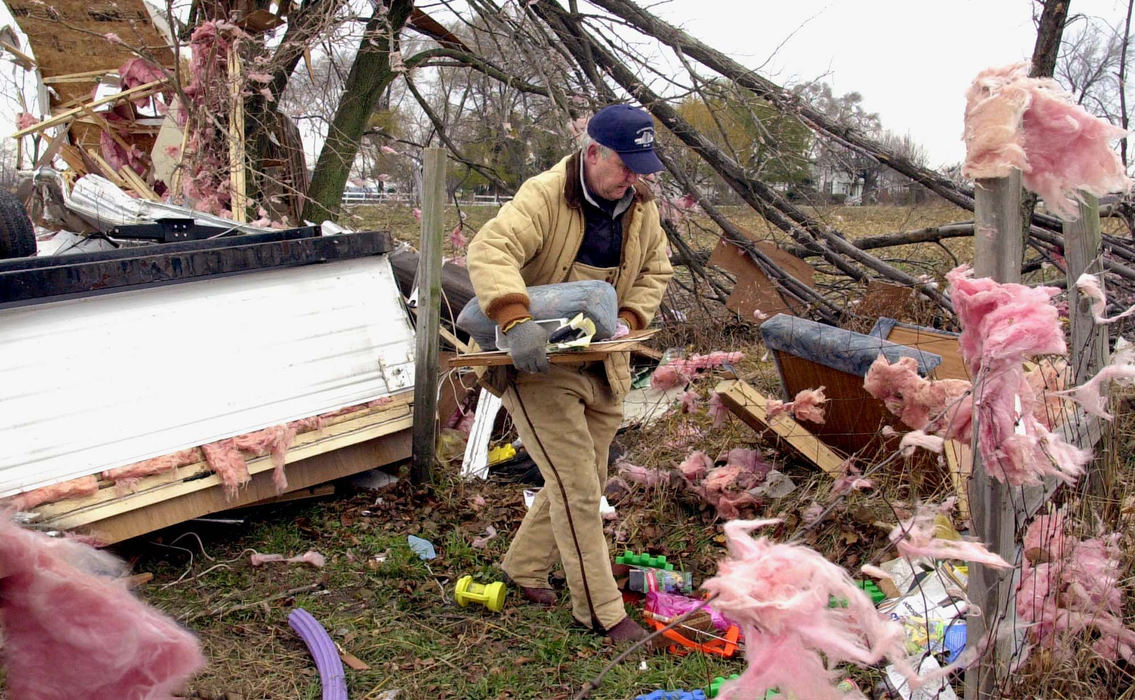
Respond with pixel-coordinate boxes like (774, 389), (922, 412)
(410, 147), (446, 484)
(965, 172), (1024, 699)
(1063, 193), (1112, 499)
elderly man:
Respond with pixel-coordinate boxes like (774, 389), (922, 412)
(466, 104), (673, 642)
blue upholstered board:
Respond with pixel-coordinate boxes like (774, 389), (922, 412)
(759, 314), (943, 379)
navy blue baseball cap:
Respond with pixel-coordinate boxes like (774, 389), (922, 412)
(586, 104), (664, 174)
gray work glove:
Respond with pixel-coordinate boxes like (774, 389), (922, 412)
(506, 320), (550, 374)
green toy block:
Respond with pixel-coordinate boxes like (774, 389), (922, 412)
(707, 675), (740, 698)
(616, 550), (674, 570)
(856, 579), (887, 604)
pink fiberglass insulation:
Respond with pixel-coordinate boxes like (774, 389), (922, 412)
(830, 461), (873, 496)
(963, 63), (1131, 219)
(650, 351), (743, 391)
(679, 389), (700, 413)
(250, 550), (326, 568)
(689, 449), (775, 520)
(703, 520), (913, 700)
(104, 448), (203, 492)
(947, 266), (1088, 485)
(1017, 512), (1135, 663)
(1055, 363), (1135, 420)
(963, 63), (1034, 180)
(898, 429), (945, 457)
(233, 424), (297, 492)
(890, 502), (1010, 569)
(708, 392), (728, 427)
(1076, 272), (1135, 325)
(201, 438), (250, 498)
(678, 450), (713, 482)
(0, 519), (204, 698)
(1021, 87), (1131, 219)
(767, 387), (828, 424)
(8, 475), (99, 512)
(614, 458), (668, 488)
(863, 355), (973, 440)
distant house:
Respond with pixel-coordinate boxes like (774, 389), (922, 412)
(811, 163), (862, 204)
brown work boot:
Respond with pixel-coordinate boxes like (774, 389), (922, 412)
(518, 586), (557, 606)
(502, 573), (557, 606)
(605, 616), (650, 643)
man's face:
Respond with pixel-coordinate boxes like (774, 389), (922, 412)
(583, 143), (640, 201)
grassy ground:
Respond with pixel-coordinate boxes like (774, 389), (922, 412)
(99, 201), (1135, 698)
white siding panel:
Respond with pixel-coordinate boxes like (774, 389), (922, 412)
(0, 255), (415, 497)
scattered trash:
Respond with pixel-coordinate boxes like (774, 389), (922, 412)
(407, 535), (437, 560)
(471, 526), (497, 549)
(747, 470), (796, 500)
(348, 468), (399, 491)
(634, 689), (706, 700)
(250, 550), (326, 568)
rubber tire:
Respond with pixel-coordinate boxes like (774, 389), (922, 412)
(0, 188), (36, 259)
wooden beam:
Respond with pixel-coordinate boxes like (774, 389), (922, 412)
(67, 430), (411, 544)
(0, 39), (34, 70)
(42, 69), (117, 84)
(227, 52), (247, 222)
(31, 396), (411, 518)
(11, 80), (167, 138)
(714, 379), (846, 476)
(1064, 193), (1111, 498)
(411, 147), (446, 483)
(446, 331), (658, 368)
(966, 171), (1023, 699)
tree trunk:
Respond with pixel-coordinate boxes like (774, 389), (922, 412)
(302, 0), (414, 222)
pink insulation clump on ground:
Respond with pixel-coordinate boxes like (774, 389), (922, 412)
(963, 63), (1131, 219)
(703, 519), (913, 700)
(1017, 512), (1135, 663)
(679, 449), (774, 519)
(614, 458), (668, 488)
(766, 386), (828, 424)
(650, 351), (743, 390)
(0, 519), (205, 698)
(946, 266), (1088, 485)
(890, 501), (1010, 568)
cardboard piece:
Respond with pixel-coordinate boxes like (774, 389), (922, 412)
(708, 237), (816, 319)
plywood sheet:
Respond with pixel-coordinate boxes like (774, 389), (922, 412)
(7, 0), (173, 104)
(884, 325), (969, 381)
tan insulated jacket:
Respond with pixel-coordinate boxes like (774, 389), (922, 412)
(467, 152), (673, 397)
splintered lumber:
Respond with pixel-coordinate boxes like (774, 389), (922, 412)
(10, 79), (167, 138)
(447, 329), (659, 368)
(714, 379), (846, 476)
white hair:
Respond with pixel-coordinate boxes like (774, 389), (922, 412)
(579, 133), (612, 159)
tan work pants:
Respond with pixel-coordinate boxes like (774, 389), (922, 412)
(500, 363), (627, 630)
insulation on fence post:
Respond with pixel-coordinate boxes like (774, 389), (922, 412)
(1063, 193), (1112, 498)
(411, 147), (446, 484)
(965, 172), (1023, 700)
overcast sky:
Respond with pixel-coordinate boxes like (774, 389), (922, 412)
(2, 0), (1131, 170)
(650, 0), (1131, 168)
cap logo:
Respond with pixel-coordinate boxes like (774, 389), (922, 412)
(633, 127), (654, 148)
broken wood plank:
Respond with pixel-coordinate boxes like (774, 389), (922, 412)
(42, 69), (117, 84)
(57, 144), (89, 175)
(85, 148), (129, 188)
(228, 52), (248, 222)
(447, 329), (659, 368)
(0, 39), (34, 70)
(11, 79), (167, 138)
(72, 430), (411, 545)
(714, 379), (846, 476)
(31, 394), (413, 522)
(944, 439), (972, 522)
(119, 166), (161, 201)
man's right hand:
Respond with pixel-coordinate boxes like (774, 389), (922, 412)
(506, 320), (550, 374)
